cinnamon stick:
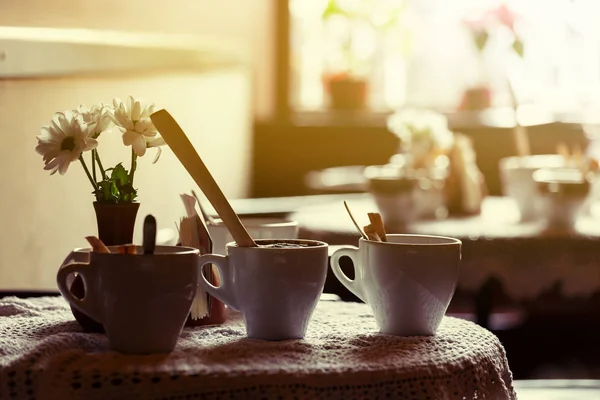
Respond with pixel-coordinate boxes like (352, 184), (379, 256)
(85, 236), (110, 253)
(367, 213), (387, 242)
(114, 244), (137, 254)
(364, 224), (381, 242)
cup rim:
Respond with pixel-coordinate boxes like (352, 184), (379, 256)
(226, 238), (327, 250)
(209, 218), (298, 228)
(71, 245), (200, 255)
(360, 234), (461, 246)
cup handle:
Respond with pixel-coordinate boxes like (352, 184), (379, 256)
(56, 259), (103, 324)
(197, 254), (240, 311)
(330, 246), (366, 302)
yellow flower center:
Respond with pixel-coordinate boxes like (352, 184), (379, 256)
(61, 137), (76, 152)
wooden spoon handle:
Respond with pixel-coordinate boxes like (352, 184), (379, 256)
(150, 109), (257, 247)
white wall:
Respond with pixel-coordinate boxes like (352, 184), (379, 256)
(0, 69), (252, 289)
(0, 0), (267, 289)
(0, 0), (275, 119)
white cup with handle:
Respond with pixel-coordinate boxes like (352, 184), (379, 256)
(197, 239), (328, 341)
(330, 234), (461, 336)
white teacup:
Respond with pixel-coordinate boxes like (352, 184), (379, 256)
(198, 239), (328, 341)
(208, 218), (299, 254)
(330, 234), (461, 336)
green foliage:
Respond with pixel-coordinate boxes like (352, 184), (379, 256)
(512, 38), (524, 58)
(474, 30), (489, 53)
(322, 0), (349, 20)
(93, 163), (137, 204)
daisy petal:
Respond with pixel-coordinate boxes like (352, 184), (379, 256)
(147, 136), (166, 148)
(122, 130), (141, 146)
(131, 101), (142, 121)
(127, 96), (135, 114)
(132, 136), (147, 157)
(58, 158), (71, 175)
(84, 138), (99, 151)
(152, 147), (162, 164)
(135, 119), (156, 135)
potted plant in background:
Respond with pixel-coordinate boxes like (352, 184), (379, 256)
(460, 2), (524, 111)
(35, 95), (165, 332)
(320, 0), (407, 111)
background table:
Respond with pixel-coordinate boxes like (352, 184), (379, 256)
(288, 195), (600, 326)
(0, 296), (515, 400)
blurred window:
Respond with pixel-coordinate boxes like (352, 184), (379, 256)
(289, 0), (600, 114)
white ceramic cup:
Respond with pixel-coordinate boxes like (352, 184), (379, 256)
(208, 218), (299, 254)
(198, 239), (328, 341)
(330, 234), (461, 336)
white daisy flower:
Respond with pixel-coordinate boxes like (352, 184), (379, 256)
(146, 136), (166, 164)
(77, 103), (113, 138)
(111, 96), (158, 157)
(35, 111), (98, 175)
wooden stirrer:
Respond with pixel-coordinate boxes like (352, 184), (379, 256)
(150, 109), (257, 247)
(343, 201), (368, 240)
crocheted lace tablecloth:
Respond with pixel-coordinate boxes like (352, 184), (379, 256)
(0, 296), (516, 400)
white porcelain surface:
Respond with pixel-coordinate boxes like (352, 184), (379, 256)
(330, 234), (461, 336)
(198, 239), (328, 341)
(208, 218), (299, 254)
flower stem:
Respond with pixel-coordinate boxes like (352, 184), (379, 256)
(129, 148), (137, 186)
(79, 156), (98, 190)
(91, 150), (97, 182)
(94, 150), (107, 180)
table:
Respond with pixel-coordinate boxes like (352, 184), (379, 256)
(0, 296), (516, 400)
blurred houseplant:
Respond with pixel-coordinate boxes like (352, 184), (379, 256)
(368, 108), (485, 226)
(460, 2), (524, 110)
(321, 0), (409, 110)
(35, 95), (164, 332)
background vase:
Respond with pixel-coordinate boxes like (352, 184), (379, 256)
(69, 202), (140, 332)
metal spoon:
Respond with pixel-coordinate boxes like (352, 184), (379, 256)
(143, 214), (157, 255)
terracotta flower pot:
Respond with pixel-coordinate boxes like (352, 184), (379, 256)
(69, 202), (140, 333)
(324, 74), (368, 111)
(458, 85), (492, 111)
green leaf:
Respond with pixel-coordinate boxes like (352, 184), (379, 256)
(474, 30), (489, 52)
(93, 163), (137, 204)
(512, 38), (524, 58)
(322, 0), (350, 20)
